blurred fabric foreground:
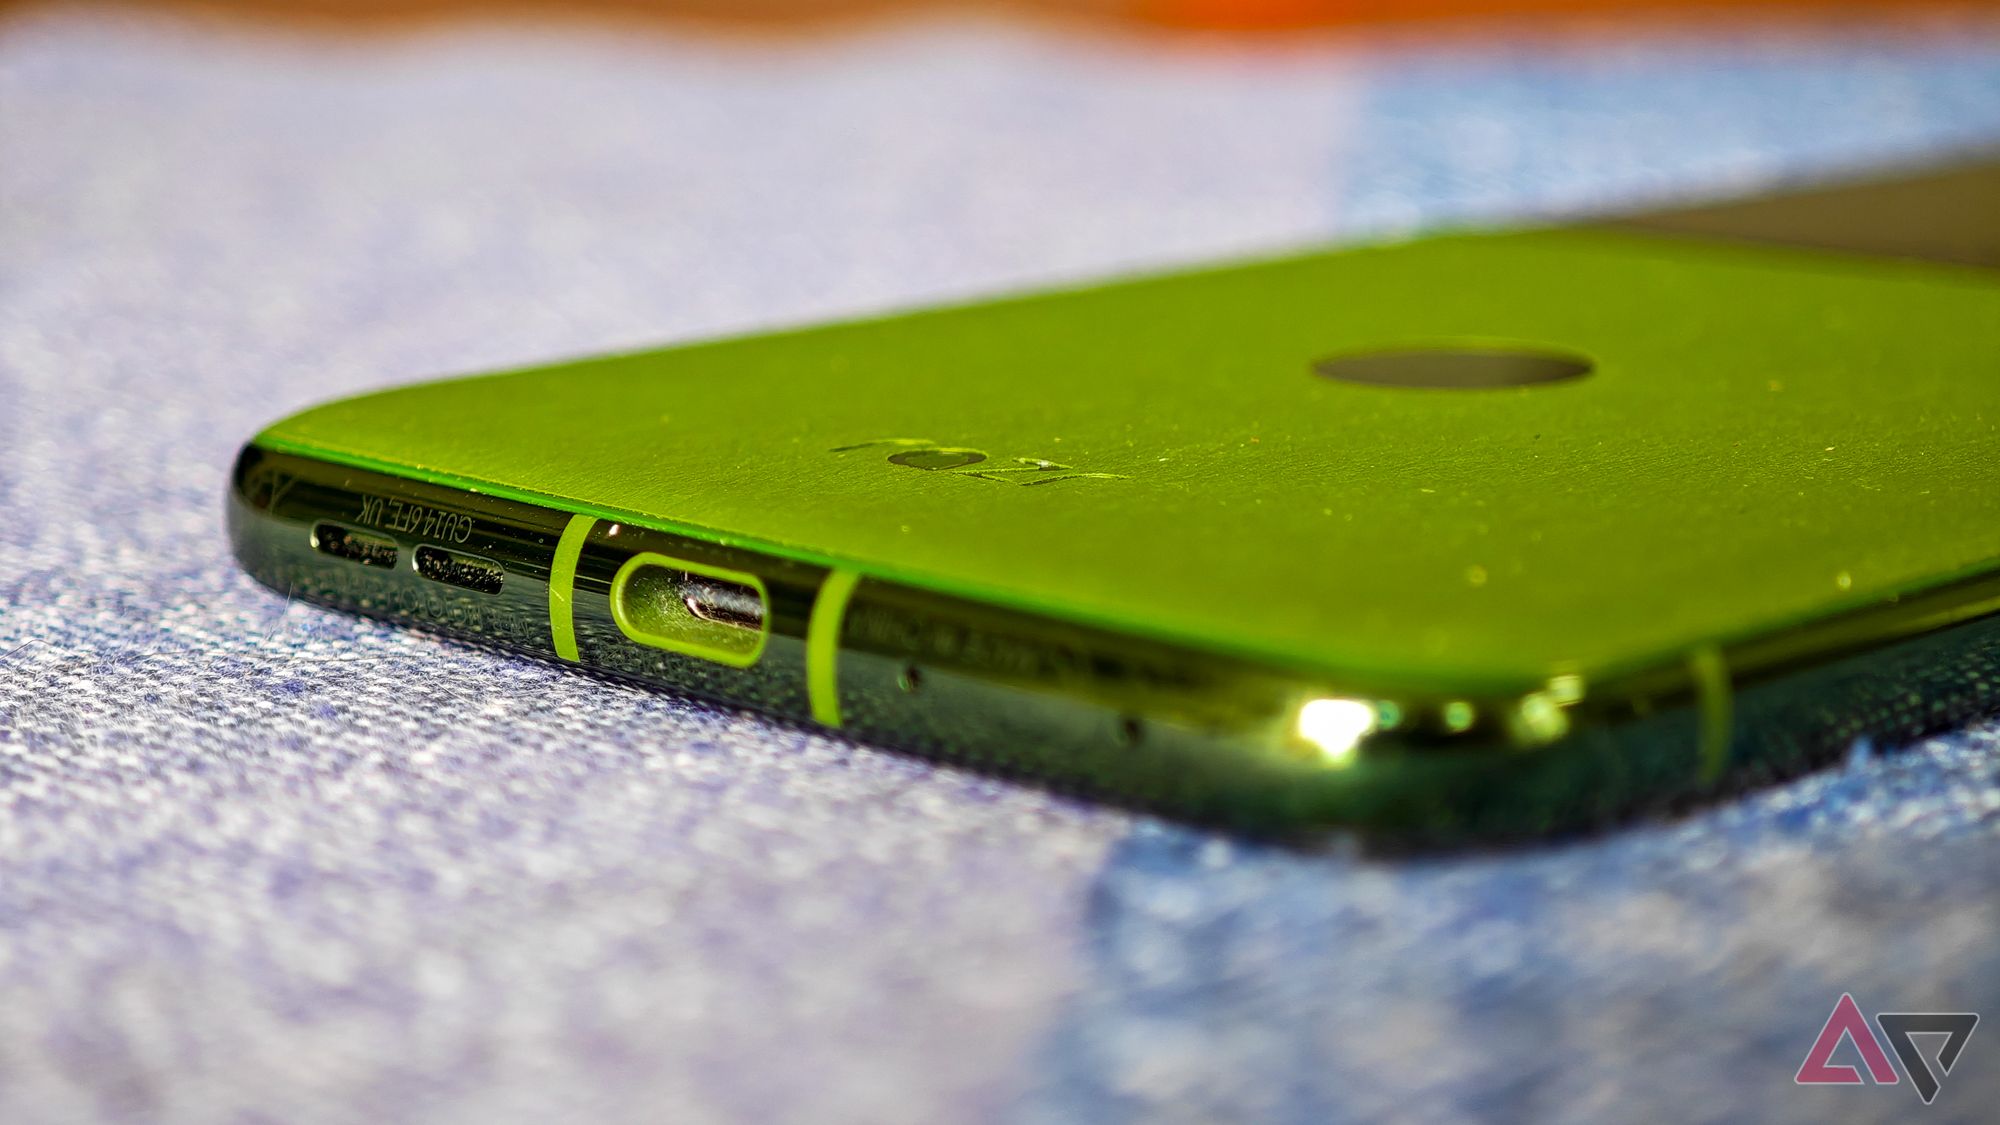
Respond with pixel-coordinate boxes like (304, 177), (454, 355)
(3, 1), (2000, 1123)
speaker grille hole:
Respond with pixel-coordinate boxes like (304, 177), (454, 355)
(311, 523), (397, 568)
(414, 546), (504, 595)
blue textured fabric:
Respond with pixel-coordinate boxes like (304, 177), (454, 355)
(3, 10), (1999, 1123)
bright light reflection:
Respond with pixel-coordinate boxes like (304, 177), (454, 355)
(1296, 698), (1377, 764)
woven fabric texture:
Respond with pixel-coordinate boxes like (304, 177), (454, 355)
(3, 11), (2000, 1123)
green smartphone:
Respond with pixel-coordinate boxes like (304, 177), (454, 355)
(229, 158), (2000, 841)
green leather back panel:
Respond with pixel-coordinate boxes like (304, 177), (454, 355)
(256, 229), (2000, 693)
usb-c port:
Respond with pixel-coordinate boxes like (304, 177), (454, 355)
(609, 552), (770, 668)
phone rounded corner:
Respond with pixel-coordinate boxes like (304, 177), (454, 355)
(224, 440), (295, 594)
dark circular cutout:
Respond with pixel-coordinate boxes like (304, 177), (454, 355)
(1313, 346), (1592, 389)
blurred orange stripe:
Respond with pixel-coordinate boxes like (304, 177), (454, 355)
(1142, 0), (2000, 30)
(6, 0), (1995, 33)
